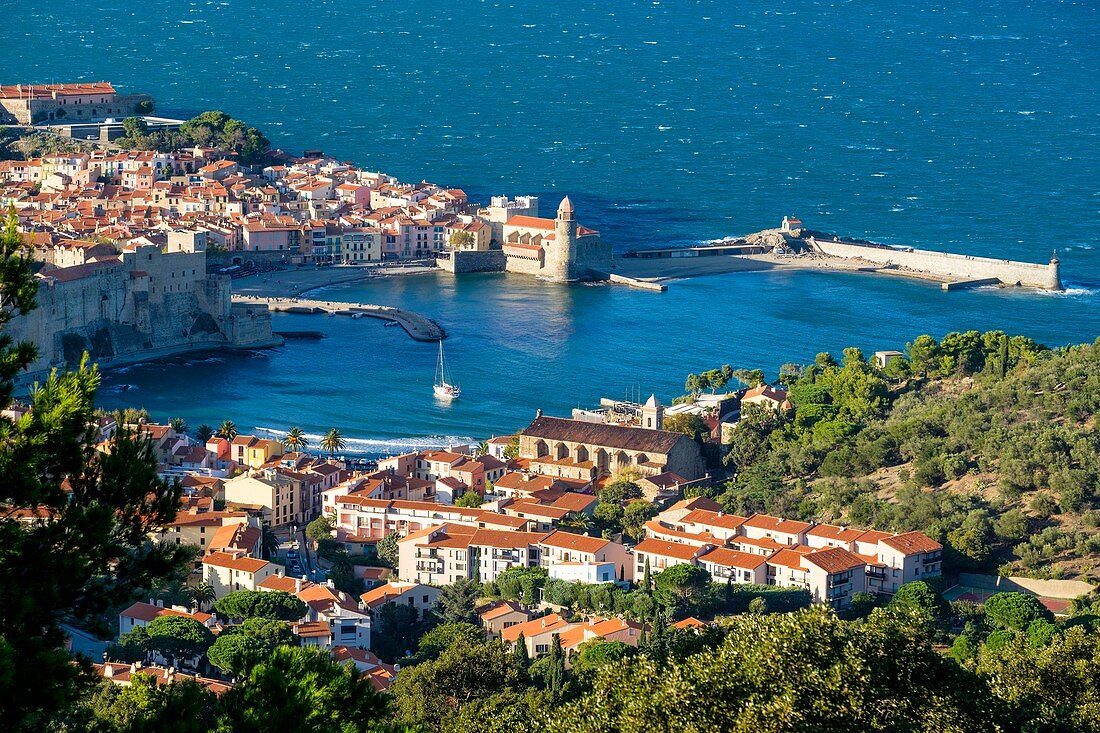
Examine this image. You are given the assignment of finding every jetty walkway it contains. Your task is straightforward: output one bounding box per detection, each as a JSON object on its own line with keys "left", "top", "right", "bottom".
{"left": 232, "top": 295, "right": 445, "bottom": 342}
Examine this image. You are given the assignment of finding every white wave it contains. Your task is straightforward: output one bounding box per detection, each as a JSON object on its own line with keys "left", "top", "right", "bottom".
{"left": 253, "top": 426, "right": 475, "bottom": 454}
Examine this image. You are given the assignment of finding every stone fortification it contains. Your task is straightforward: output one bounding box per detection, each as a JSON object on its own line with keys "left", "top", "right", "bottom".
{"left": 500, "top": 197, "right": 613, "bottom": 282}
{"left": 0, "top": 82, "right": 152, "bottom": 125}
{"left": 809, "top": 237, "right": 1062, "bottom": 291}
{"left": 438, "top": 249, "right": 507, "bottom": 274}
{"left": 7, "top": 231, "right": 277, "bottom": 384}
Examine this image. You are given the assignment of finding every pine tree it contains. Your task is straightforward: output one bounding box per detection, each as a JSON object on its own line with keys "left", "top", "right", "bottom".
{"left": 643, "top": 558, "right": 652, "bottom": 593}
{"left": 0, "top": 212, "right": 192, "bottom": 727}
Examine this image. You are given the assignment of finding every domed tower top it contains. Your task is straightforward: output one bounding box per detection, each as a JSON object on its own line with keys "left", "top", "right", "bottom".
{"left": 557, "top": 196, "right": 575, "bottom": 220}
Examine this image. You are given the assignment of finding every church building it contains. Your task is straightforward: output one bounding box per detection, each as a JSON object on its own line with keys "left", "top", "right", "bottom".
{"left": 517, "top": 412, "right": 705, "bottom": 482}
{"left": 502, "top": 196, "right": 612, "bottom": 282}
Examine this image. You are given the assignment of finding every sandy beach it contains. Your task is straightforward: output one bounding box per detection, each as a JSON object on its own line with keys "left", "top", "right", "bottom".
{"left": 611, "top": 251, "right": 891, "bottom": 281}
{"left": 231, "top": 263, "right": 438, "bottom": 298}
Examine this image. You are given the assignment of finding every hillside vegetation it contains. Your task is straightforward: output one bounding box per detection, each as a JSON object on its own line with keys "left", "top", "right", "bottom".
{"left": 706, "top": 331, "right": 1100, "bottom": 581}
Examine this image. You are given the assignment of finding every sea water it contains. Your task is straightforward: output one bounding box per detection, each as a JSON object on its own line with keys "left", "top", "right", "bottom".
{"left": 9, "top": 0, "right": 1098, "bottom": 446}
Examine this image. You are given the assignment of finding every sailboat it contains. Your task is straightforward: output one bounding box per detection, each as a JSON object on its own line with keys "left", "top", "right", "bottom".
{"left": 433, "top": 340, "right": 461, "bottom": 400}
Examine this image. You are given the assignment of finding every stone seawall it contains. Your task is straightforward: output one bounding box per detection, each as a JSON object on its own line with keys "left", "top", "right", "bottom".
{"left": 438, "top": 249, "right": 507, "bottom": 274}
{"left": 809, "top": 237, "right": 1062, "bottom": 290}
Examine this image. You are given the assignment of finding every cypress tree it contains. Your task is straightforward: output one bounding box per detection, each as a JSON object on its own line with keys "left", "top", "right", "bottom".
{"left": 513, "top": 631, "right": 530, "bottom": 671}
{"left": 546, "top": 633, "right": 565, "bottom": 694}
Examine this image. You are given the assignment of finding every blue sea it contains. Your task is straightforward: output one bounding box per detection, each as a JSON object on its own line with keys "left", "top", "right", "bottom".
{"left": 9, "top": 0, "right": 1099, "bottom": 450}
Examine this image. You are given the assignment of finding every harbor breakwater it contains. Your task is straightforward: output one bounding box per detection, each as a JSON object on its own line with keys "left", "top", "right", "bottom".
{"left": 808, "top": 237, "right": 1062, "bottom": 291}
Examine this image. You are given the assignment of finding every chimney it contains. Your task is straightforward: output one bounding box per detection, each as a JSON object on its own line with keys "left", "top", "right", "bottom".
{"left": 130, "top": 662, "right": 138, "bottom": 674}
{"left": 535, "top": 409, "right": 542, "bottom": 419}
{"left": 295, "top": 578, "right": 302, "bottom": 594}
{"left": 104, "top": 664, "right": 114, "bottom": 678}
{"left": 166, "top": 666, "right": 175, "bottom": 683}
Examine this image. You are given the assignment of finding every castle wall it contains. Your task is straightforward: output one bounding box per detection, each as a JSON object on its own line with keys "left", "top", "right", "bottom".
{"left": 438, "top": 249, "right": 506, "bottom": 274}
{"left": 810, "top": 238, "right": 1061, "bottom": 290}
{"left": 0, "top": 93, "right": 153, "bottom": 125}
{"left": 7, "top": 244, "right": 273, "bottom": 384}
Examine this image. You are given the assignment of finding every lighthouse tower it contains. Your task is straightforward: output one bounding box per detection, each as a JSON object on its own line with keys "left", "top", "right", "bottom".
{"left": 550, "top": 196, "right": 578, "bottom": 281}
{"left": 1046, "top": 251, "right": 1063, "bottom": 291}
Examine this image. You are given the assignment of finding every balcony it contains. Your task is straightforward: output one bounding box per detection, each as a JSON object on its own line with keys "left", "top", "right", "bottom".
{"left": 415, "top": 561, "right": 443, "bottom": 573}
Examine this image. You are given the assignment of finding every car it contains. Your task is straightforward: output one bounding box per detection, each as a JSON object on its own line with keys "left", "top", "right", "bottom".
{"left": 289, "top": 562, "right": 302, "bottom": 573}
{"left": 286, "top": 549, "right": 299, "bottom": 560}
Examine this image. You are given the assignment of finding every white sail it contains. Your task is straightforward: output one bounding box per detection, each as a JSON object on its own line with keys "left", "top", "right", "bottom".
{"left": 434, "top": 340, "right": 460, "bottom": 400}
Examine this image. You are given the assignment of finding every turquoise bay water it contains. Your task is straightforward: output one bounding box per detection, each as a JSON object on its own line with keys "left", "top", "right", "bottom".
{"left": 8, "top": 1, "right": 1099, "bottom": 448}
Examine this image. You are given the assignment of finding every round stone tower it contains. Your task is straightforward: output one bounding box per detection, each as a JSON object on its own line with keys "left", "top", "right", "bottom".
{"left": 1046, "top": 251, "right": 1063, "bottom": 291}
{"left": 550, "top": 196, "right": 578, "bottom": 281}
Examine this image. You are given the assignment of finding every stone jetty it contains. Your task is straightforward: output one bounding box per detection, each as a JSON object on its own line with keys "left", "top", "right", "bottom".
{"left": 232, "top": 295, "right": 445, "bottom": 342}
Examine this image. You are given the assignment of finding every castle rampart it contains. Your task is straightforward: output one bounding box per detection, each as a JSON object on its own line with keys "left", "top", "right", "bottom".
{"left": 809, "top": 237, "right": 1062, "bottom": 291}
{"left": 7, "top": 231, "right": 277, "bottom": 385}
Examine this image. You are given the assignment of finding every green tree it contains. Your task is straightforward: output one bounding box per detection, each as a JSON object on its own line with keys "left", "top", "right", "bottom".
{"left": 83, "top": 675, "right": 218, "bottom": 733}
{"left": 389, "top": 636, "right": 523, "bottom": 730}
{"left": 213, "top": 590, "right": 307, "bottom": 621}
{"left": 545, "top": 634, "right": 565, "bottom": 694}
{"left": 437, "top": 577, "right": 480, "bottom": 625}
{"left": 320, "top": 428, "right": 346, "bottom": 457}
{"left": 552, "top": 607, "right": 996, "bottom": 733}
{"left": 375, "top": 531, "right": 401, "bottom": 569}
{"left": 145, "top": 615, "right": 215, "bottom": 662}
{"left": 0, "top": 206, "right": 191, "bottom": 727}
{"left": 216, "top": 646, "right": 390, "bottom": 733}
{"left": 217, "top": 420, "right": 237, "bottom": 439}
{"left": 454, "top": 491, "right": 484, "bottom": 508}
{"left": 621, "top": 500, "right": 657, "bottom": 542}
{"left": 328, "top": 552, "right": 364, "bottom": 596}
{"left": 850, "top": 591, "right": 878, "bottom": 618}
{"left": 449, "top": 230, "right": 476, "bottom": 249}
{"left": 195, "top": 424, "right": 214, "bottom": 443}
{"left": 415, "top": 621, "right": 485, "bottom": 663}
{"left": 260, "top": 523, "right": 280, "bottom": 561}
{"left": 663, "top": 412, "right": 709, "bottom": 441}
{"left": 169, "top": 417, "right": 188, "bottom": 434}
{"left": 570, "top": 640, "right": 632, "bottom": 680}
{"left": 189, "top": 581, "right": 217, "bottom": 612}
{"left": 306, "top": 515, "right": 335, "bottom": 543}
{"left": 983, "top": 592, "right": 1052, "bottom": 631}
{"left": 888, "top": 581, "right": 948, "bottom": 632}
{"left": 283, "top": 426, "right": 309, "bottom": 453}
{"left": 597, "top": 479, "right": 642, "bottom": 505}
{"left": 207, "top": 632, "right": 269, "bottom": 677}
{"left": 975, "top": 625, "right": 1100, "bottom": 733}
{"left": 107, "top": 626, "right": 151, "bottom": 664}
{"left": 234, "top": 617, "right": 295, "bottom": 647}
{"left": 748, "top": 596, "right": 768, "bottom": 615}
{"left": 513, "top": 632, "right": 530, "bottom": 671}
{"left": 653, "top": 565, "right": 711, "bottom": 615}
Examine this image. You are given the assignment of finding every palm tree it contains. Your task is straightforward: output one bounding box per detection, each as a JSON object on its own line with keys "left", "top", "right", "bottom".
{"left": 195, "top": 424, "right": 214, "bottom": 443}
{"left": 474, "top": 440, "right": 489, "bottom": 457}
{"left": 190, "top": 581, "right": 216, "bottom": 612}
{"left": 169, "top": 417, "right": 187, "bottom": 434}
{"left": 283, "top": 426, "right": 309, "bottom": 453}
{"left": 320, "top": 428, "right": 346, "bottom": 457}
{"left": 218, "top": 420, "right": 238, "bottom": 440}
{"left": 559, "top": 511, "right": 594, "bottom": 534}
{"left": 260, "top": 524, "right": 280, "bottom": 561}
